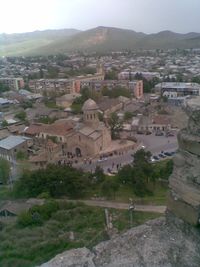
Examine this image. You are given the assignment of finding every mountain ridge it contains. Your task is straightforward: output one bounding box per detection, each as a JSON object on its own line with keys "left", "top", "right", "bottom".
{"left": 1, "top": 26, "right": 200, "bottom": 56}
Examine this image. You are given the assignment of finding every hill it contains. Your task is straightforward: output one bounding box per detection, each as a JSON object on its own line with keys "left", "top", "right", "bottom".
{"left": 0, "top": 29, "right": 80, "bottom": 56}
{"left": 1, "top": 26, "right": 200, "bottom": 56}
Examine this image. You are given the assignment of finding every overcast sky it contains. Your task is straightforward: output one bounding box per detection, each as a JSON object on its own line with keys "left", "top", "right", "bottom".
{"left": 1, "top": 0, "right": 200, "bottom": 34}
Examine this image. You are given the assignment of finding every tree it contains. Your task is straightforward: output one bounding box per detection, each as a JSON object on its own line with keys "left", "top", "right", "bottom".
{"left": 101, "top": 178, "right": 119, "bottom": 199}
{"left": 108, "top": 112, "right": 123, "bottom": 139}
{"left": 102, "top": 86, "right": 131, "bottom": 98}
{"left": 0, "top": 82, "right": 9, "bottom": 94}
{"left": 16, "top": 151, "right": 27, "bottom": 161}
{"left": 14, "top": 164, "right": 91, "bottom": 198}
{"left": 0, "top": 158, "right": 10, "bottom": 184}
{"left": 15, "top": 111, "right": 26, "bottom": 121}
{"left": 124, "top": 111, "right": 134, "bottom": 121}
{"left": 133, "top": 149, "right": 152, "bottom": 166}
{"left": 118, "top": 149, "right": 155, "bottom": 197}
{"left": 93, "top": 166, "right": 105, "bottom": 184}
{"left": 1, "top": 120, "right": 8, "bottom": 127}
{"left": 104, "top": 70, "right": 118, "bottom": 80}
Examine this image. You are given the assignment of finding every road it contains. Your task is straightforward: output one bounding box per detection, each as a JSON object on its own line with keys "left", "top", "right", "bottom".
{"left": 69, "top": 199, "right": 166, "bottom": 214}
{"left": 73, "top": 132, "right": 178, "bottom": 173}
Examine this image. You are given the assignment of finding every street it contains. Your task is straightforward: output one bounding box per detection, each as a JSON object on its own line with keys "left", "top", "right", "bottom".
{"left": 68, "top": 199, "right": 166, "bottom": 214}
{"left": 73, "top": 132, "right": 178, "bottom": 173}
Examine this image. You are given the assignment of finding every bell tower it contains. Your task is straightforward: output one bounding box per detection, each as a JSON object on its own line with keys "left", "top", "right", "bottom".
{"left": 82, "top": 99, "right": 99, "bottom": 128}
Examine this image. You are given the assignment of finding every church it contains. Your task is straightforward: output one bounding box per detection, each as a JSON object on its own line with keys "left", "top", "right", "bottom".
{"left": 66, "top": 98, "right": 111, "bottom": 157}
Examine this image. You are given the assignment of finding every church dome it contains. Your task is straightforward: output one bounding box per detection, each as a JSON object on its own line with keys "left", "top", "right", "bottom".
{"left": 82, "top": 98, "right": 99, "bottom": 111}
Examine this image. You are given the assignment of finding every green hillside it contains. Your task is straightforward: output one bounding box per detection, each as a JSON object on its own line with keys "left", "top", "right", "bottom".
{"left": 1, "top": 26, "right": 200, "bottom": 56}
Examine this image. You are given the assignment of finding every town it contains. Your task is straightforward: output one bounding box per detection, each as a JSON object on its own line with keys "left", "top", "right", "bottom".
{"left": 1, "top": 48, "right": 199, "bottom": 178}
{"left": 0, "top": 48, "right": 200, "bottom": 266}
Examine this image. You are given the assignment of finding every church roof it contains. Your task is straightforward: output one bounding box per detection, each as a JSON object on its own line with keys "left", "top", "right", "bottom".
{"left": 82, "top": 98, "right": 99, "bottom": 111}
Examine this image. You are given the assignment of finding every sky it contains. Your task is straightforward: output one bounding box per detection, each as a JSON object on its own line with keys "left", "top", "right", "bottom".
{"left": 1, "top": 0, "right": 200, "bottom": 34}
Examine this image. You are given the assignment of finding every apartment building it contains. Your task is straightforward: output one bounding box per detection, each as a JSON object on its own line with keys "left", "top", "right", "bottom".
{"left": 0, "top": 78, "right": 24, "bottom": 90}
{"left": 80, "top": 79, "right": 143, "bottom": 99}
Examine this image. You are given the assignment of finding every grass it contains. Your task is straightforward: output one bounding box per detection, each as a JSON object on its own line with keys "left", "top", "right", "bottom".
{"left": 44, "top": 101, "right": 60, "bottom": 109}
{"left": 114, "top": 182, "right": 168, "bottom": 205}
{"left": 0, "top": 201, "right": 161, "bottom": 267}
{"left": 0, "top": 186, "right": 14, "bottom": 200}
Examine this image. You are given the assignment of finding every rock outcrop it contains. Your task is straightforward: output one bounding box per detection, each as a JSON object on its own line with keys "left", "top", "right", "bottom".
{"left": 40, "top": 214, "right": 200, "bottom": 267}
{"left": 40, "top": 97, "right": 200, "bottom": 267}
{"left": 168, "top": 97, "right": 200, "bottom": 225}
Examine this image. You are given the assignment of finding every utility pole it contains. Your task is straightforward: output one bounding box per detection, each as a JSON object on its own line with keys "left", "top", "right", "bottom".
{"left": 129, "top": 198, "right": 135, "bottom": 228}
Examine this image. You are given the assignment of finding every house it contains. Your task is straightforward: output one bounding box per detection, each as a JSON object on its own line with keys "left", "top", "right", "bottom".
{"left": 137, "top": 115, "right": 171, "bottom": 133}
{"left": 0, "top": 135, "right": 32, "bottom": 162}
{"left": 0, "top": 98, "right": 14, "bottom": 110}
{"left": 29, "top": 139, "right": 61, "bottom": 169}
{"left": 56, "top": 93, "right": 81, "bottom": 108}
{"left": 97, "top": 98, "right": 123, "bottom": 118}
{"left": 0, "top": 199, "right": 44, "bottom": 221}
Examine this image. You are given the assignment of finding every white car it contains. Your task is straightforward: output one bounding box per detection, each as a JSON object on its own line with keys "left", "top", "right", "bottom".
{"left": 97, "top": 157, "right": 108, "bottom": 162}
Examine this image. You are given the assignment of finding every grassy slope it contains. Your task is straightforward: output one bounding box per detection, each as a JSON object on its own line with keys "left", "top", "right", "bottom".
{"left": 0, "top": 202, "right": 160, "bottom": 267}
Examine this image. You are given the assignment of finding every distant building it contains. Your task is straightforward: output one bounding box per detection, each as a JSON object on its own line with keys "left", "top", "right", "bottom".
{"left": 0, "top": 98, "right": 14, "bottom": 110}
{"left": 137, "top": 115, "right": 171, "bottom": 133}
{"left": 29, "top": 67, "right": 105, "bottom": 95}
{"left": 0, "top": 78, "right": 24, "bottom": 90}
{"left": 118, "top": 71, "right": 160, "bottom": 81}
{"left": 56, "top": 93, "right": 81, "bottom": 108}
{"left": 156, "top": 82, "right": 200, "bottom": 98}
{"left": 80, "top": 80, "right": 143, "bottom": 99}
{"left": 0, "top": 135, "right": 32, "bottom": 162}
{"left": 29, "top": 79, "right": 75, "bottom": 95}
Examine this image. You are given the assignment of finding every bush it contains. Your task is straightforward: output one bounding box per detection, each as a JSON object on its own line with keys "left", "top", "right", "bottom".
{"left": 17, "top": 201, "right": 59, "bottom": 228}
{"left": 30, "top": 201, "right": 59, "bottom": 221}
{"left": 17, "top": 211, "right": 36, "bottom": 227}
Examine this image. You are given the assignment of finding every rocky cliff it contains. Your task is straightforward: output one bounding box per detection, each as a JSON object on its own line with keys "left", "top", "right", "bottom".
{"left": 168, "top": 97, "right": 200, "bottom": 225}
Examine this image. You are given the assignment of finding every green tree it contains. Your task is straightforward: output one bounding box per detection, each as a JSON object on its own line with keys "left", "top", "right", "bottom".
{"left": 108, "top": 112, "right": 123, "bottom": 139}
{"left": 93, "top": 166, "right": 105, "bottom": 184}
{"left": 104, "top": 70, "right": 118, "bottom": 80}
{"left": 1, "top": 120, "right": 8, "bottom": 127}
{"left": 101, "top": 178, "right": 119, "bottom": 199}
{"left": 0, "top": 158, "right": 10, "bottom": 184}
{"left": 15, "top": 111, "right": 26, "bottom": 121}
{"left": 14, "top": 164, "right": 90, "bottom": 198}
{"left": 0, "top": 82, "right": 9, "bottom": 94}
{"left": 16, "top": 151, "right": 27, "bottom": 161}
{"left": 124, "top": 111, "right": 133, "bottom": 121}
{"left": 102, "top": 86, "right": 131, "bottom": 98}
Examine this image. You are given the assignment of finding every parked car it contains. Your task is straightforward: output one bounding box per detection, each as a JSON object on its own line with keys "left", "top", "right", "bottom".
{"left": 155, "top": 131, "right": 164, "bottom": 136}
{"left": 145, "top": 131, "right": 152, "bottom": 135}
{"left": 159, "top": 153, "right": 166, "bottom": 158}
{"left": 153, "top": 155, "right": 159, "bottom": 160}
{"left": 98, "top": 157, "right": 108, "bottom": 162}
{"left": 166, "top": 132, "right": 175, "bottom": 137}
{"left": 164, "top": 151, "right": 172, "bottom": 156}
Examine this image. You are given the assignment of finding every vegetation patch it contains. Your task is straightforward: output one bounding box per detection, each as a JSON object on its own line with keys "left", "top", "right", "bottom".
{"left": 0, "top": 200, "right": 160, "bottom": 267}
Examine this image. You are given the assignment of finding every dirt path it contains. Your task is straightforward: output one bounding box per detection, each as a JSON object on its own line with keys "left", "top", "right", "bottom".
{"left": 71, "top": 199, "right": 166, "bottom": 213}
